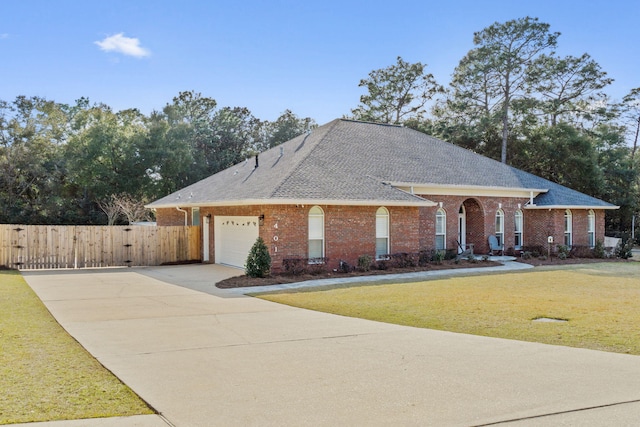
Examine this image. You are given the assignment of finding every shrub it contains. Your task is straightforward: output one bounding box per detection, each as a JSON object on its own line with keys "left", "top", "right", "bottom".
{"left": 283, "top": 258, "right": 307, "bottom": 275}
{"left": 389, "top": 252, "right": 418, "bottom": 268}
{"left": 522, "top": 245, "right": 544, "bottom": 258}
{"left": 339, "top": 260, "right": 352, "bottom": 273}
{"left": 308, "top": 260, "right": 328, "bottom": 275}
{"left": 418, "top": 250, "right": 432, "bottom": 267}
{"left": 357, "top": 254, "right": 372, "bottom": 272}
{"left": 570, "top": 245, "right": 593, "bottom": 258}
{"left": 374, "top": 259, "right": 389, "bottom": 270}
{"left": 615, "top": 237, "right": 634, "bottom": 260}
{"left": 557, "top": 245, "right": 570, "bottom": 260}
{"left": 432, "top": 250, "right": 445, "bottom": 265}
{"left": 593, "top": 240, "right": 605, "bottom": 259}
{"left": 245, "top": 237, "right": 271, "bottom": 278}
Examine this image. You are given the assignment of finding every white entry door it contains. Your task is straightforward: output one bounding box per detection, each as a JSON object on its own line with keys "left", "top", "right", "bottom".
{"left": 214, "top": 216, "right": 259, "bottom": 268}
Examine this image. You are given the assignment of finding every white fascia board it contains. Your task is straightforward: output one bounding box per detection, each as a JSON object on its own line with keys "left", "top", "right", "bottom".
{"left": 146, "top": 197, "right": 437, "bottom": 209}
{"left": 524, "top": 204, "right": 620, "bottom": 210}
{"left": 389, "top": 182, "right": 548, "bottom": 199}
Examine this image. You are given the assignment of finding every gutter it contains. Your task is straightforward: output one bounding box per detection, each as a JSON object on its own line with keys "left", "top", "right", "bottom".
{"left": 176, "top": 207, "right": 188, "bottom": 226}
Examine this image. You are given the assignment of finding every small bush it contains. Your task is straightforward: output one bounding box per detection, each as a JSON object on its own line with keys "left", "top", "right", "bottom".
{"left": 432, "top": 250, "right": 445, "bottom": 265}
{"left": 357, "top": 254, "right": 372, "bottom": 271}
{"left": 593, "top": 240, "right": 605, "bottom": 259}
{"left": 557, "top": 245, "right": 570, "bottom": 260}
{"left": 389, "top": 252, "right": 418, "bottom": 268}
{"left": 308, "top": 260, "right": 328, "bottom": 275}
{"left": 245, "top": 237, "right": 271, "bottom": 278}
{"left": 444, "top": 249, "right": 458, "bottom": 260}
{"left": 522, "top": 245, "right": 544, "bottom": 258}
{"left": 374, "top": 259, "right": 389, "bottom": 270}
{"left": 521, "top": 251, "right": 532, "bottom": 260}
{"left": 570, "top": 245, "right": 593, "bottom": 258}
{"left": 418, "top": 250, "right": 432, "bottom": 267}
{"left": 339, "top": 260, "right": 352, "bottom": 273}
{"left": 615, "top": 237, "right": 634, "bottom": 260}
{"left": 283, "top": 258, "right": 307, "bottom": 275}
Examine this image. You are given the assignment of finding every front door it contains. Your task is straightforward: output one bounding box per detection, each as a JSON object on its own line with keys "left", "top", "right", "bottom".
{"left": 458, "top": 205, "right": 466, "bottom": 254}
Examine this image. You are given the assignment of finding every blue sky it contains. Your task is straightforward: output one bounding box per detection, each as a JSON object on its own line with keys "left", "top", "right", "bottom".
{"left": 1, "top": 0, "right": 638, "bottom": 124}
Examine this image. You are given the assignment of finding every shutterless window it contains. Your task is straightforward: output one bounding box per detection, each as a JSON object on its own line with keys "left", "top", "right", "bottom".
{"left": 588, "top": 210, "right": 595, "bottom": 248}
{"left": 514, "top": 210, "right": 523, "bottom": 249}
{"left": 308, "top": 206, "right": 324, "bottom": 260}
{"left": 192, "top": 207, "right": 200, "bottom": 226}
{"left": 495, "top": 209, "right": 504, "bottom": 247}
{"left": 564, "top": 209, "right": 573, "bottom": 246}
{"left": 435, "top": 208, "right": 446, "bottom": 250}
{"left": 376, "top": 207, "right": 389, "bottom": 259}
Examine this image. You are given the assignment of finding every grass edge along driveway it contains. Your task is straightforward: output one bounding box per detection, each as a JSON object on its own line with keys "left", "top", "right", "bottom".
{"left": 0, "top": 270, "right": 154, "bottom": 425}
{"left": 259, "top": 262, "right": 640, "bottom": 356}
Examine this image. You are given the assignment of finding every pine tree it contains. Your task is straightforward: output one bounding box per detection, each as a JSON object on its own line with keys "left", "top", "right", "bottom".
{"left": 245, "top": 237, "right": 271, "bottom": 278}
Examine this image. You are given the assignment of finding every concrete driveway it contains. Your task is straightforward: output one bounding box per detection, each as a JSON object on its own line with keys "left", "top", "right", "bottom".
{"left": 22, "top": 264, "right": 640, "bottom": 426}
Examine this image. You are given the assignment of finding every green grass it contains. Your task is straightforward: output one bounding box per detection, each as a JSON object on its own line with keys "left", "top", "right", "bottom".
{"left": 0, "top": 271, "right": 154, "bottom": 425}
{"left": 259, "top": 262, "right": 640, "bottom": 355}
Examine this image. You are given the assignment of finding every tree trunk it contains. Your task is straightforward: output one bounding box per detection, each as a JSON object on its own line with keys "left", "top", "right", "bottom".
{"left": 632, "top": 116, "right": 640, "bottom": 160}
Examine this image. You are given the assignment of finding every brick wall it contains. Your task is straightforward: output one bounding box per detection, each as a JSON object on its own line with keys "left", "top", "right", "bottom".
{"left": 155, "top": 203, "right": 609, "bottom": 271}
{"left": 525, "top": 208, "right": 606, "bottom": 250}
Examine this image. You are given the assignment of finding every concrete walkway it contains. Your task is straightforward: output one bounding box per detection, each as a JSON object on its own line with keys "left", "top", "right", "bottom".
{"left": 19, "top": 263, "right": 640, "bottom": 426}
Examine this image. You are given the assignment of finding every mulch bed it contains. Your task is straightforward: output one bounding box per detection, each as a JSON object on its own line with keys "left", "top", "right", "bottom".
{"left": 216, "top": 256, "right": 637, "bottom": 289}
{"left": 216, "top": 259, "right": 502, "bottom": 288}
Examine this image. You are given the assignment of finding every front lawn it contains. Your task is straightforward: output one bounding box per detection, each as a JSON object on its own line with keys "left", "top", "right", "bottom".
{"left": 0, "top": 271, "right": 154, "bottom": 425}
{"left": 259, "top": 263, "right": 640, "bottom": 355}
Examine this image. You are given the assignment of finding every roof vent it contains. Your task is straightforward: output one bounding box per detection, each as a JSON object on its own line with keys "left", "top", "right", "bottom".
{"left": 255, "top": 154, "right": 259, "bottom": 169}
{"left": 279, "top": 146, "right": 284, "bottom": 157}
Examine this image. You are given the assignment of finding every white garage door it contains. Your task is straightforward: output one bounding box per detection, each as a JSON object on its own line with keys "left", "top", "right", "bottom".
{"left": 214, "top": 216, "right": 259, "bottom": 268}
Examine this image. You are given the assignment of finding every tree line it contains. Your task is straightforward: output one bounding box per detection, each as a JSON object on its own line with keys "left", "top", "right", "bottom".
{"left": 0, "top": 92, "right": 315, "bottom": 225}
{"left": 350, "top": 17, "right": 639, "bottom": 236}
{"left": 1, "top": 16, "right": 638, "bottom": 236}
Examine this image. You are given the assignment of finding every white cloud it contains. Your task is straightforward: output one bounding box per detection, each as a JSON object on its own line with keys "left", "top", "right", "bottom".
{"left": 95, "top": 33, "right": 150, "bottom": 58}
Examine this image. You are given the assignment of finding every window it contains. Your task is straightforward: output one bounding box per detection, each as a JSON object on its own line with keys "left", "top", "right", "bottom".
{"left": 514, "top": 210, "right": 523, "bottom": 249}
{"left": 435, "top": 208, "right": 446, "bottom": 250}
{"left": 308, "top": 206, "right": 324, "bottom": 260}
{"left": 588, "top": 210, "right": 595, "bottom": 248}
{"left": 192, "top": 207, "right": 200, "bottom": 226}
{"left": 495, "top": 209, "right": 504, "bottom": 247}
{"left": 564, "top": 209, "right": 573, "bottom": 246}
{"left": 375, "top": 207, "right": 389, "bottom": 259}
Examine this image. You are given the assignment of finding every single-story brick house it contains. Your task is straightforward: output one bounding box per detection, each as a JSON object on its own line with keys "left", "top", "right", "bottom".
{"left": 147, "top": 119, "right": 617, "bottom": 271}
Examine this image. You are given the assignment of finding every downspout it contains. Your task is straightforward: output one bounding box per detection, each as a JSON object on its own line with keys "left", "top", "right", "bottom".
{"left": 176, "top": 207, "right": 188, "bottom": 226}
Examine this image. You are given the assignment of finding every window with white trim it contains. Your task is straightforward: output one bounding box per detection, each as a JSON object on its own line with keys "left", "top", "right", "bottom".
{"left": 588, "top": 209, "right": 595, "bottom": 248}
{"left": 435, "top": 208, "right": 446, "bottom": 250}
{"left": 495, "top": 209, "right": 504, "bottom": 247}
{"left": 564, "top": 209, "right": 573, "bottom": 246}
{"left": 514, "top": 210, "right": 523, "bottom": 249}
{"left": 375, "top": 207, "right": 389, "bottom": 259}
{"left": 308, "top": 206, "right": 324, "bottom": 260}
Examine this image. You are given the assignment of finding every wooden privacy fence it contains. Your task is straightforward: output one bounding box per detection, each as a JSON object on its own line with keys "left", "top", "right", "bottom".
{"left": 0, "top": 225, "right": 201, "bottom": 270}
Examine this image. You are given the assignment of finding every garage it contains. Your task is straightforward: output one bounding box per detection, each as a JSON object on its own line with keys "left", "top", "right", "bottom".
{"left": 214, "top": 216, "right": 259, "bottom": 268}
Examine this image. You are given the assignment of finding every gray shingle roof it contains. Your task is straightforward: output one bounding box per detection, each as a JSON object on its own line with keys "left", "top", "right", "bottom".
{"left": 147, "top": 119, "right": 616, "bottom": 209}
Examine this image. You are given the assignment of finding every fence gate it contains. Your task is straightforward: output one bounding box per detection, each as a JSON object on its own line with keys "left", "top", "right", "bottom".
{"left": 0, "top": 225, "right": 201, "bottom": 270}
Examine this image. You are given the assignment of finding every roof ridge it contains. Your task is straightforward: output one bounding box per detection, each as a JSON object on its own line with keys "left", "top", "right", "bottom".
{"left": 339, "top": 118, "right": 404, "bottom": 128}
{"left": 269, "top": 119, "right": 341, "bottom": 197}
